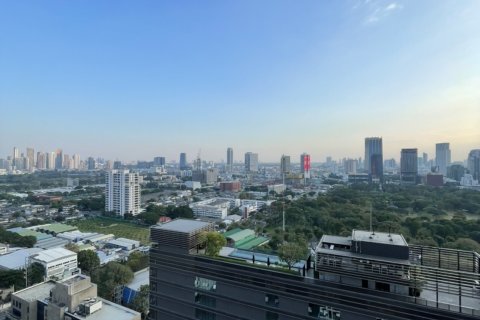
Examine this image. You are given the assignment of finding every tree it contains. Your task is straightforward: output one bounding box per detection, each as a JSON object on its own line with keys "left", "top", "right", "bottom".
{"left": 278, "top": 242, "right": 308, "bottom": 270}
{"left": 127, "top": 251, "right": 149, "bottom": 272}
{"left": 129, "top": 285, "right": 149, "bottom": 319}
{"left": 27, "top": 262, "right": 46, "bottom": 286}
{"left": 204, "top": 232, "right": 226, "bottom": 256}
{"left": 92, "top": 262, "right": 134, "bottom": 300}
{"left": 444, "top": 238, "right": 480, "bottom": 252}
{"left": 78, "top": 250, "right": 100, "bottom": 275}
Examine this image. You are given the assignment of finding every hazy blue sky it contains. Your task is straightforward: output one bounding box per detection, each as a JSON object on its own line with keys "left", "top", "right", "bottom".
{"left": 1, "top": 0, "right": 479, "bottom": 163}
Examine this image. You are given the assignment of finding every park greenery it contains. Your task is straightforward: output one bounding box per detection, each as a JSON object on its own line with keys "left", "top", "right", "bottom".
{"left": 129, "top": 285, "right": 149, "bottom": 319}
{"left": 91, "top": 261, "right": 134, "bottom": 300}
{"left": 257, "top": 184, "right": 480, "bottom": 252}
{"left": 278, "top": 241, "right": 309, "bottom": 270}
{"left": 202, "top": 231, "right": 227, "bottom": 256}
{"left": 137, "top": 204, "right": 194, "bottom": 225}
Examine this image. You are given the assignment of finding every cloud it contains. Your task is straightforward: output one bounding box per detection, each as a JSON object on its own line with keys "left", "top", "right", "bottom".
{"left": 361, "top": 1, "right": 403, "bottom": 25}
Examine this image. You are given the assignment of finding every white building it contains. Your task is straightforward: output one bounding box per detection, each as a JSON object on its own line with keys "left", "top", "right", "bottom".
{"left": 190, "top": 198, "right": 231, "bottom": 220}
{"left": 30, "top": 247, "right": 78, "bottom": 280}
{"left": 105, "top": 170, "right": 141, "bottom": 216}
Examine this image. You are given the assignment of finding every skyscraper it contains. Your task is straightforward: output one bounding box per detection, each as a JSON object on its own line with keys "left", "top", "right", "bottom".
{"left": 87, "top": 157, "right": 96, "bottom": 170}
{"left": 226, "top": 147, "right": 233, "bottom": 172}
{"left": 467, "top": 149, "right": 480, "bottom": 181}
{"left": 179, "top": 153, "right": 187, "bottom": 170}
{"left": 154, "top": 157, "right": 166, "bottom": 166}
{"left": 36, "top": 152, "right": 46, "bottom": 170}
{"left": 244, "top": 152, "right": 258, "bottom": 173}
{"left": 55, "top": 149, "right": 63, "bottom": 169}
{"left": 435, "top": 143, "right": 451, "bottom": 175}
{"left": 12, "top": 147, "right": 19, "bottom": 166}
{"left": 280, "top": 154, "right": 291, "bottom": 174}
{"left": 73, "top": 154, "right": 81, "bottom": 170}
{"left": 300, "top": 153, "right": 311, "bottom": 178}
{"left": 105, "top": 170, "right": 141, "bottom": 216}
{"left": 364, "top": 137, "right": 383, "bottom": 180}
{"left": 400, "top": 148, "right": 418, "bottom": 184}
{"left": 46, "top": 152, "right": 56, "bottom": 170}
{"left": 26, "top": 147, "right": 34, "bottom": 171}
{"left": 63, "top": 154, "right": 71, "bottom": 170}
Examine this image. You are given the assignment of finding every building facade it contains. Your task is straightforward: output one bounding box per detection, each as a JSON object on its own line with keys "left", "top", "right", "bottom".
{"left": 400, "top": 148, "right": 418, "bottom": 184}
{"left": 180, "top": 153, "right": 188, "bottom": 170}
{"left": 280, "top": 155, "right": 291, "bottom": 174}
{"left": 245, "top": 152, "right": 258, "bottom": 173}
{"left": 226, "top": 148, "right": 233, "bottom": 172}
{"left": 300, "top": 153, "right": 311, "bottom": 179}
{"left": 30, "top": 248, "right": 78, "bottom": 280}
{"left": 468, "top": 149, "right": 480, "bottom": 181}
{"left": 435, "top": 143, "right": 451, "bottom": 176}
{"left": 364, "top": 137, "right": 383, "bottom": 180}
{"left": 149, "top": 219, "right": 480, "bottom": 320}
{"left": 105, "top": 170, "right": 141, "bottom": 216}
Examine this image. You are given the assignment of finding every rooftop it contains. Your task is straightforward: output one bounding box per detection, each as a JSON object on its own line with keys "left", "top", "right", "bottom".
{"left": 152, "top": 219, "right": 211, "bottom": 234}
{"left": 38, "top": 223, "right": 78, "bottom": 234}
{"left": 31, "top": 247, "right": 76, "bottom": 263}
{"left": 70, "top": 298, "right": 140, "bottom": 320}
{"left": 0, "top": 248, "right": 44, "bottom": 270}
{"left": 352, "top": 230, "right": 408, "bottom": 247}
{"left": 126, "top": 268, "right": 149, "bottom": 291}
{"left": 14, "top": 281, "right": 56, "bottom": 302}
{"left": 320, "top": 235, "right": 352, "bottom": 247}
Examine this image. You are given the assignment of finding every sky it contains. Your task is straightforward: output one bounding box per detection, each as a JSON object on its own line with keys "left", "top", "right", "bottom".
{"left": 1, "top": 0, "right": 479, "bottom": 163}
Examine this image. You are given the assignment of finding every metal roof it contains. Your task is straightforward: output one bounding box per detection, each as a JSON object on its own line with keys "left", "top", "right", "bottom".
{"left": 31, "top": 247, "right": 76, "bottom": 263}
{"left": 153, "top": 219, "right": 211, "bottom": 233}
{"left": 352, "top": 230, "right": 408, "bottom": 247}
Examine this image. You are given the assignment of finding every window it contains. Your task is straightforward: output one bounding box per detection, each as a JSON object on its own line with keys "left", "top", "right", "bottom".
{"left": 195, "top": 277, "right": 217, "bottom": 292}
{"left": 195, "top": 292, "right": 216, "bottom": 308}
{"left": 195, "top": 309, "right": 216, "bottom": 320}
{"left": 308, "top": 304, "right": 341, "bottom": 320}
{"left": 265, "top": 311, "right": 278, "bottom": 320}
{"left": 362, "top": 279, "right": 369, "bottom": 288}
{"left": 265, "top": 294, "right": 279, "bottom": 307}
{"left": 375, "top": 282, "right": 390, "bottom": 292}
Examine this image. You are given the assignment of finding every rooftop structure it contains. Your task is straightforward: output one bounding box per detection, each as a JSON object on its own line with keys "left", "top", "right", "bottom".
{"left": 30, "top": 247, "right": 78, "bottom": 280}
{"left": 9, "top": 275, "right": 140, "bottom": 320}
{"left": 36, "top": 223, "right": 78, "bottom": 235}
{"left": 0, "top": 248, "right": 44, "bottom": 270}
{"left": 150, "top": 219, "right": 214, "bottom": 252}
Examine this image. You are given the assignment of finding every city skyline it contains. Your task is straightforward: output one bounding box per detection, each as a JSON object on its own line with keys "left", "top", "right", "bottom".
{"left": 1, "top": 1, "right": 479, "bottom": 162}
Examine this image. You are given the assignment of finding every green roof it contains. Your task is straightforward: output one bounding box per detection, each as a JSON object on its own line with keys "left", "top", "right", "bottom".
{"left": 17, "top": 230, "right": 52, "bottom": 241}
{"left": 236, "top": 236, "right": 269, "bottom": 250}
{"left": 39, "top": 224, "right": 78, "bottom": 234}
{"left": 225, "top": 229, "right": 255, "bottom": 242}
{"left": 223, "top": 228, "right": 243, "bottom": 237}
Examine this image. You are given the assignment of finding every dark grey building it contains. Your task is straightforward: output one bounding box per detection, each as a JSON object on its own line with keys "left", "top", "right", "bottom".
{"left": 154, "top": 156, "right": 166, "bottom": 166}
{"left": 400, "top": 148, "right": 418, "bottom": 184}
{"left": 364, "top": 137, "right": 383, "bottom": 181}
{"left": 227, "top": 148, "right": 233, "bottom": 172}
{"left": 468, "top": 149, "right": 480, "bottom": 181}
{"left": 180, "top": 153, "right": 188, "bottom": 170}
{"left": 149, "top": 219, "right": 480, "bottom": 320}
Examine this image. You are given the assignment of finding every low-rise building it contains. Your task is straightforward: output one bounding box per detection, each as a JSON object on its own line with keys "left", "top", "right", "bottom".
{"left": 30, "top": 247, "right": 78, "bottom": 280}
{"left": 8, "top": 275, "right": 140, "bottom": 320}
{"left": 219, "top": 181, "right": 241, "bottom": 192}
{"left": 106, "top": 238, "right": 140, "bottom": 251}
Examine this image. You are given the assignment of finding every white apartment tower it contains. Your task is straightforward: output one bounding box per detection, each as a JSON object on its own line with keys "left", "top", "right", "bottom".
{"left": 105, "top": 170, "right": 141, "bottom": 216}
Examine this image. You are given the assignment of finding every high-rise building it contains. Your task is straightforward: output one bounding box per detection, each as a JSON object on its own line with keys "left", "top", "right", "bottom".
{"left": 244, "top": 152, "right": 258, "bottom": 173}
{"left": 87, "top": 157, "right": 96, "bottom": 170}
{"left": 12, "top": 147, "right": 19, "bottom": 166}
{"left": 46, "top": 152, "right": 56, "bottom": 170}
{"left": 36, "top": 152, "right": 46, "bottom": 170}
{"left": 435, "top": 143, "right": 451, "bottom": 176}
{"left": 63, "top": 154, "right": 70, "bottom": 170}
{"left": 113, "top": 160, "right": 122, "bottom": 170}
{"left": 365, "top": 137, "right": 383, "bottom": 180}
{"left": 192, "top": 168, "right": 219, "bottom": 186}
{"left": 180, "top": 153, "right": 187, "bottom": 170}
{"left": 26, "top": 147, "right": 34, "bottom": 171}
{"left": 226, "top": 147, "right": 233, "bottom": 172}
{"left": 344, "top": 159, "right": 357, "bottom": 174}
{"left": 300, "top": 153, "right": 311, "bottom": 178}
{"left": 400, "top": 148, "right": 418, "bottom": 184}
{"left": 448, "top": 164, "right": 466, "bottom": 182}
{"left": 105, "top": 170, "right": 141, "bottom": 216}
{"left": 149, "top": 219, "right": 480, "bottom": 320}
{"left": 280, "top": 154, "right": 291, "bottom": 174}
{"left": 55, "top": 149, "right": 63, "bottom": 169}
{"left": 422, "top": 152, "right": 428, "bottom": 167}
{"left": 72, "top": 154, "right": 81, "bottom": 170}
{"left": 467, "top": 149, "right": 480, "bottom": 181}
{"left": 154, "top": 157, "right": 166, "bottom": 166}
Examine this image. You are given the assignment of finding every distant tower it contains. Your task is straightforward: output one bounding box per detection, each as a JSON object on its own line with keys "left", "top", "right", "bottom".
{"left": 435, "top": 143, "right": 451, "bottom": 176}
{"left": 12, "top": 147, "right": 19, "bottom": 167}
{"left": 400, "top": 148, "right": 418, "bottom": 184}
{"left": 179, "top": 153, "right": 187, "bottom": 170}
{"left": 226, "top": 147, "right": 233, "bottom": 172}
{"left": 55, "top": 149, "right": 63, "bottom": 169}
{"left": 365, "top": 137, "right": 383, "bottom": 181}
{"left": 154, "top": 157, "right": 166, "bottom": 166}
{"left": 300, "top": 153, "right": 311, "bottom": 179}
{"left": 280, "top": 155, "right": 291, "bottom": 174}
{"left": 26, "top": 147, "right": 35, "bottom": 171}
{"left": 244, "top": 152, "right": 258, "bottom": 173}
{"left": 468, "top": 149, "right": 480, "bottom": 181}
